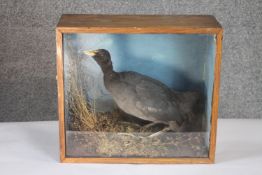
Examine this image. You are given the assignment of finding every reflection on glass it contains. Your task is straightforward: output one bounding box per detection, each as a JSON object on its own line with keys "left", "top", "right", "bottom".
{"left": 63, "top": 34, "right": 216, "bottom": 158}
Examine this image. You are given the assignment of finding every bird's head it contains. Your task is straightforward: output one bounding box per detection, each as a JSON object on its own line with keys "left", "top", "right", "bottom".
{"left": 84, "top": 49, "right": 112, "bottom": 69}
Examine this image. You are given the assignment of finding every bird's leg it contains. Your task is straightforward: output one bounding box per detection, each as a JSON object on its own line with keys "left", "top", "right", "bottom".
{"left": 148, "top": 127, "right": 172, "bottom": 138}
{"left": 147, "top": 121, "right": 184, "bottom": 138}
{"left": 168, "top": 121, "right": 180, "bottom": 131}
{"left": 141, "top": 121, "right": 168, "bottom": 132}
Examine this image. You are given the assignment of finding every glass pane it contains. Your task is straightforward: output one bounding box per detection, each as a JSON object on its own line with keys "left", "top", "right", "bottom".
{"left": 63, "top": 34, "right": 216, "bottom": 158}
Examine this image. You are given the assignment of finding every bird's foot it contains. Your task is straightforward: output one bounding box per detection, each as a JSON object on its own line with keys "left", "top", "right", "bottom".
{"left": 168, "top": 121, "right": 180, "bottom": 131}
{"left": 147, "top": 127, "right": 171, "bottom": 138}
{"left": 147, "top": 121, "right": 184, "bottom": 138}
{"left": 141, "top": 121, "right": 168, "bottom": 132}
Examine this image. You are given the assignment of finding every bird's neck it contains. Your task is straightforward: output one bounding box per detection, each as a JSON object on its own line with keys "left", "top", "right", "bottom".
{"left": 103, "top": 69, "right": 117, "bottom": 90}
{"left": 104, "top": 70, "right": 116, "bottom": 79}
{"left": 100, "top": 64, "right": 117, "bottom": 81}
{"left": 100, "top": 63, "right": 114, "bottom": 75}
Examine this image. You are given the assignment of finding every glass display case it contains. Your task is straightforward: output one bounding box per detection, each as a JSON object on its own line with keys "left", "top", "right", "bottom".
{"left": 56, "top": 15, "right": 223, "bottom": 163}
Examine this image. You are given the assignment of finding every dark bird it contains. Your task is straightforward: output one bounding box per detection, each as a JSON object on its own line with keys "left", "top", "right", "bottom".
{"left": 84, "top": 49, "right": 201, "bottom": 133}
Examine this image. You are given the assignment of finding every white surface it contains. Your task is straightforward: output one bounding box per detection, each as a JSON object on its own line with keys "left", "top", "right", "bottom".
{"left": 0, "top": 119, "right": 261, "bottom": 175}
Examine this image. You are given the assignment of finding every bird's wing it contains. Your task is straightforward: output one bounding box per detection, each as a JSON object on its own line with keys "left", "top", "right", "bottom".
{"left": 120, "top": 72, "right": 178, "bottom": 121}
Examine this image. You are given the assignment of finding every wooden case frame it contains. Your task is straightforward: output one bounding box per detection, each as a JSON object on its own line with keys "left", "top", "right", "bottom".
{"left": 56, "top": 14, "right": 223, "bottom": 164}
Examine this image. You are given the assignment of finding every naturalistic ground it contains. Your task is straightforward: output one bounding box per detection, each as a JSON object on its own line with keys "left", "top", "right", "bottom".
{"left": 65, "top": 56, "right": 208, "bottom": 158}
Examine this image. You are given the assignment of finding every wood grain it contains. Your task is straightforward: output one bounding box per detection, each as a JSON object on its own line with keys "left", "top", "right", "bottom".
{"left": 209, "top": 29, "right": 223, "bottom": 163}
{"left": 57, "top": 14, "right": 222, "bottom": 34}
{"left": 57, "top": 14, "right": 222, "bottom": 28}
{"left": 56, "top": 14, "right": 223, "bottom": 164}
{"left": 62, "top": 157, "right": 213, "bottom": 164}
{"left": 56, "top": 29, "right": 66, "bottom": 162}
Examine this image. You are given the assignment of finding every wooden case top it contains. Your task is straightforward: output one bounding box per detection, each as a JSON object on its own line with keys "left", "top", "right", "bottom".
{"left": 56, "top": 14, "right": 222, "bottom": 34}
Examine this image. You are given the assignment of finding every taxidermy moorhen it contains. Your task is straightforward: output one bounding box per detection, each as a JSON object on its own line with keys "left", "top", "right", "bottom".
{"left": 84, "top": 49, "right": 200, "bottom": 134}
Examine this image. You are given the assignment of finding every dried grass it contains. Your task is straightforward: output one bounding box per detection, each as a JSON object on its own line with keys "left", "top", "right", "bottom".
{"left": 67, "top": 54, "right": 141, "bottom": 133}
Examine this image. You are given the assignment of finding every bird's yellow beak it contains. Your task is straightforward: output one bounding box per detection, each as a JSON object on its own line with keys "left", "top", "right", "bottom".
{"left": 84, "top": 50, "right": 98, "bottom": 56}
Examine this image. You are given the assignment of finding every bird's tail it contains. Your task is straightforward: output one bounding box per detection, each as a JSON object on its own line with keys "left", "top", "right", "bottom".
{"left": 172, "top": 90, "right": 205, "bottom": 131}
{"left": 172, "top": 91, "right": 203, "bottom": 114}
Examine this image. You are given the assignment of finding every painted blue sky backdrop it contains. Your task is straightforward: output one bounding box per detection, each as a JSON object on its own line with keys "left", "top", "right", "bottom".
{"left": 64, "top": 33, "right": 216, "bottom": 123}
{"left": 66, "top": 33, "right": 215, "bottom": 91}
